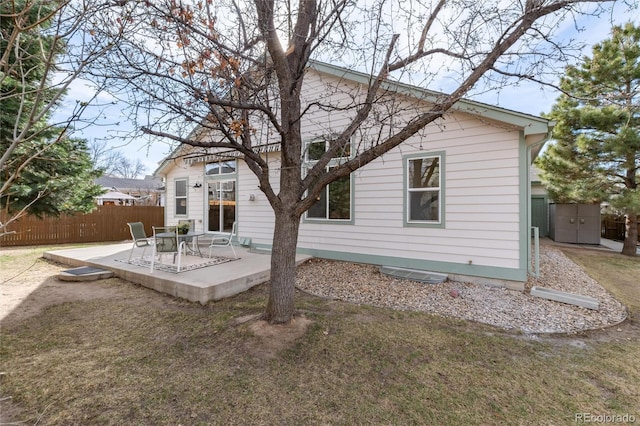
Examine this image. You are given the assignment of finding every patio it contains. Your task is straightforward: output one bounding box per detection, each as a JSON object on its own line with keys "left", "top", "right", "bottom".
{"left": 44, "top": 243, "right": 312, "bottom": 304}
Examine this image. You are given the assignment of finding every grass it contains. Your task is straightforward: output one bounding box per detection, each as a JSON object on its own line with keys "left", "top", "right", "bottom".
{"left": 1, "top": 244, "right": 639, "bottom": 425}
{"left": 561, "top": 247, "right": 640, "bottom": 312}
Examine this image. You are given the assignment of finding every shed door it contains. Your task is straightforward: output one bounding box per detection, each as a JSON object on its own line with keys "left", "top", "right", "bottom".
{"left": 554, "top": 204, "right": 578, "bottom": 243}
{"left": 577, "top": 204, "right": 600, "bottom": 244}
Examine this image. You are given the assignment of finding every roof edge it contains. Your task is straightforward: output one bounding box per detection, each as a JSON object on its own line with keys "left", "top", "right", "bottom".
{"left": 308, "top": 60, "right": 551, "bottom": 136}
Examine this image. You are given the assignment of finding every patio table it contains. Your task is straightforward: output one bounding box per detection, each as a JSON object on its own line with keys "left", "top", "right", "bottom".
{"left": 157, "top": 231, "right": 205, "bottom": 257}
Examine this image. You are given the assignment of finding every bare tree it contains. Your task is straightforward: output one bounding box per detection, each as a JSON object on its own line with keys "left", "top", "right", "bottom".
{"left": 88, "top": 0, "right": 626, "bottom": 323}
{"left": 0, "top": 0, "right": 117, "bottom": 235}
{"left": 112, "top": 157, "right": 146, "bottom": 179}
{"left": 88, "top": 138, "right": 122, "bottom": 174}
{"left": 89, "top": 138, "right": 147, "bottom": 178}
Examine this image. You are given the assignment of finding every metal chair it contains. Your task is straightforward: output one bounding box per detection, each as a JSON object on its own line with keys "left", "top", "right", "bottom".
{"left": 208, "top": 221, "right": 237, "bottom": 259}
{"left": 150, "top": 226, "right": 185, "bottom": 273}
{"left": 127, "top": 222, "right": 153, "bottom": 261}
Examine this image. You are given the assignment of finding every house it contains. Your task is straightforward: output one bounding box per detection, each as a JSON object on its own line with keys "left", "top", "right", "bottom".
{"left": 154, "top": 62, "right": 552, "bottom": 290}
{"left": 95, "top": 175, "right": 164, "bottom": 206}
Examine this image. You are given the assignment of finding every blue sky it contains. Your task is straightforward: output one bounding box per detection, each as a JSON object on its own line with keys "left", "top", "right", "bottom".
{"left": 61, "top": 3, "right": 638, "bottom": 176}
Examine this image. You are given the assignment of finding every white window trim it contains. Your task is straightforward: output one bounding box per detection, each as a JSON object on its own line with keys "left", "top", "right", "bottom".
{"left": 175, "top": 178, "right": 188, "bottom": 217}
{"left": 404, "top": 152, "right": 445, "bottom": 228}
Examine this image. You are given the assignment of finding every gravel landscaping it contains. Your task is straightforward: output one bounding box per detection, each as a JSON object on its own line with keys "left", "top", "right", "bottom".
{"left": 295, "top": 244, "right": 628, "bottom": 334}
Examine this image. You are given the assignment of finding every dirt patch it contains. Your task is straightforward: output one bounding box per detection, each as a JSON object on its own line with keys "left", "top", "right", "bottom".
{"left": 3, "top": 277, "right": 126, "bottom": 327}
{"left": 246, "top": 315, "right": 313, "bottom": 360}
{"left": 0, "top": 255, "right": 168, "bottom": 329}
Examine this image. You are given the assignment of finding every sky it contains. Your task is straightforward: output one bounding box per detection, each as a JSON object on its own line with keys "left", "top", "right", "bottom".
{"left": 59, "top": 2, "right": 638, "bottom": 177}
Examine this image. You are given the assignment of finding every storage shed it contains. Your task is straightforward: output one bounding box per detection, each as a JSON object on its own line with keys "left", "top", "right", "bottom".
{"left": 549, "top": 203, "right": 600, "bottom": 245}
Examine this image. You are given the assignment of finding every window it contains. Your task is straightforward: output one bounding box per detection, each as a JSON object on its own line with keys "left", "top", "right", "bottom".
{"left": 305, "top": 139, "right": 351, "bottom": 162}
{"left": 406, "top": 154, "right": 443, "bottom": 224}
{"left": 175, "top": 179, "right": 187, "bottom": 216}
{"left": 307, "top": 167, "right": 351, "bottom": 220}
{"left": 205, "top": 160, "right": 237, "bottom": 175}
{"left": 304, "top": 138, "right": 352, "bottom": 222}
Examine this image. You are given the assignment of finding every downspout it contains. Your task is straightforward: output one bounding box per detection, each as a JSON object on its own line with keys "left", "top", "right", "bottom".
{"left": 527, "top": 125, "right": 553, "bottom": 278}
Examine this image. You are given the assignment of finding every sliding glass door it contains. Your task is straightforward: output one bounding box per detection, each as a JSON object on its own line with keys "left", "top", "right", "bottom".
{"left": 206, "top": 180, "right": 236, "bottom": 232}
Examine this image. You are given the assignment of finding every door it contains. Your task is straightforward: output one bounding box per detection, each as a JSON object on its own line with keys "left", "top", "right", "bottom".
{"left": 206, "top": 180, "right": 236, "bottom": 233}
{"left": 531, "top": 196, "right": 548, "bottom": 237}
{"left": 577, "top": 204, "right": 600, "bottom": 244}
{"left": 553, "top": 204, "right": 578, "bottom": 243}
{"left": 550, "top": 203, "right": 601, "bottom": 244}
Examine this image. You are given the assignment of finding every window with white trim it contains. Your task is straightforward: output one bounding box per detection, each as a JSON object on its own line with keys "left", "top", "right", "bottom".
{"left": 175, "top": 179, "right": 187, "bottom": 216}
{"left": 205, "top": 160, "right": 237, "bottom": 175}
{"left": 304, "top": 138, "right": 352, "bottom": 221}
{"left": 407, "top": 155, "right": 441, "bottom": 223}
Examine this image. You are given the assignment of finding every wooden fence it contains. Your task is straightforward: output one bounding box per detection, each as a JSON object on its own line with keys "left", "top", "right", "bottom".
{"left": 601, "top": 215, "right": 640, "bottom": 242}
{"left": 0, "top": 206, "right": 164, "bottom": 247}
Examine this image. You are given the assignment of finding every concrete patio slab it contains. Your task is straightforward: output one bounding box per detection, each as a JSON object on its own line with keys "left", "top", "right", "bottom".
{"left": 44, "top": 243, "right": 312, "bottom": 304}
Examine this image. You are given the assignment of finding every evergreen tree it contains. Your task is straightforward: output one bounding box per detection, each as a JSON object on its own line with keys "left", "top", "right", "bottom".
{"left": 1, "top": 135, "right": 104, "bottom": 218}
{"left": 0, "top": 1, "right": 104, "bottom": 225}
{"left": 537, "top": 23, "right": 640, "bottom": 256}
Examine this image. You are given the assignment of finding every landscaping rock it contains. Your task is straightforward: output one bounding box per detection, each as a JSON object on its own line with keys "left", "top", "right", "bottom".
{"left": 295, "top": 245, "right": 627, "bottom": 334}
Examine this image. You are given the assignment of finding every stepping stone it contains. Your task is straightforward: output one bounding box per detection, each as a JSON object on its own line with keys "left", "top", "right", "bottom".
{"left": 58, "top": 266, "right": 114, "bottom": 282}
{"left": 530, "top": 286, "right": 599, "bottom": 310}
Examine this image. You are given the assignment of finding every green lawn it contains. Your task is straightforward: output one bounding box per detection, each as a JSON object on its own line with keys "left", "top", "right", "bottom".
{"left": 1, "top": 245, "right": 638, "bottom": 424}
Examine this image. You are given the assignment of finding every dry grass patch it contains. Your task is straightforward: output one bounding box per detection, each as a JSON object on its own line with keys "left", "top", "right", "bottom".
{"left": 560, "top": 247, "right": 640, "bottom": 312}
{"left": 1, "top": 245, "right": 639, "bottom": 424}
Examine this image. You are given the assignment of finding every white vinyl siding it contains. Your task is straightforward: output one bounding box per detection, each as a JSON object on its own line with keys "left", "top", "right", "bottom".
{"left": 294, "top": 69, "right": 523, "bottom": 269}
{"left": 162, "top": 156, "right": 208, "bottom": 233}
{"left": 234, "top": 155, "right": 278, "bottom": 245}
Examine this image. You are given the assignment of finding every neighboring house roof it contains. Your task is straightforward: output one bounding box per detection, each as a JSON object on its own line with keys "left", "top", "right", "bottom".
{"left": 97, "top": 190, "right": 139, "bottom": 201}
{"left": 95, "top": 175, "right": 163, "bottom": 191}
{"left": 154, "top": 60, "right": 553, "bottom": 175}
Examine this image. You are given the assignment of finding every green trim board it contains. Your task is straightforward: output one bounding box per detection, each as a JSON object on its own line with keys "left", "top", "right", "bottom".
{"left": 251, "top": 242, "right": 527, "bottom": 282}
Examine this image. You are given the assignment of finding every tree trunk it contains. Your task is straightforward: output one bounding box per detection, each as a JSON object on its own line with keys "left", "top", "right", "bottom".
{"left": 265, "top": 208, "right": 301, "bottom": 323}
{"left": 622, "top": 212, "right": 638, "bottom": 257}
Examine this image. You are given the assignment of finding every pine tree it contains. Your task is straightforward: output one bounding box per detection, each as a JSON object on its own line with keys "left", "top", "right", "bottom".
{"left": 0, "top": 1, "right": 104, "bottom": 225}
{"left": 537, "top": 23, "right": 640, "bottom": 256}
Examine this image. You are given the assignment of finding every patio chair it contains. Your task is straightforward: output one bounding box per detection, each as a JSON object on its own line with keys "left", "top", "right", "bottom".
{"left": 127, "top": 222, "right": 153, "bottom": 261}
{"left": 208, "top": 221, "right": 238, "bottom": 259}
{"left": 150, "top": 226, "right": 186, "bottom": 273}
